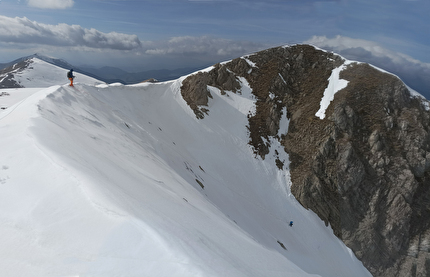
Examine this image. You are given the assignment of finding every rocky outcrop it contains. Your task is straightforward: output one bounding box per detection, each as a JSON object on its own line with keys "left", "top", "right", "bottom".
{"left": 0, "top": 60, "right": 30, "bottom": 88}
{"left": 324, "top": 64, "right": 430, "bottom": 276}
{"left": 180, "top": 63, "right": 242, "bottom": 119}
{"left": 180, "top": 44, "right": 430, "bottom": 276}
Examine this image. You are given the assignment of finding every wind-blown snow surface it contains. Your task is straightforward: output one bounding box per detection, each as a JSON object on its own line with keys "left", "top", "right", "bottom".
{"left": 0, "top": 79, "right": 371, "bottom": 276}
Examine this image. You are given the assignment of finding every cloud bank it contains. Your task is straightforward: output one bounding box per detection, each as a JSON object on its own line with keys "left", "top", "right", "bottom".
{"left": 27, "top": 0, "right": 74, "bottom": 9}
{"left": 0, "top": 16, "right": 141, "bottom": 50}
{"left": 143, "top": 36, "right": 265, "bottom": 57}
{"left": 305, "top": 35, "right": 430, "bottom": 98}
{"left": 0, "top": 15, "right": 265, "bottom": 64}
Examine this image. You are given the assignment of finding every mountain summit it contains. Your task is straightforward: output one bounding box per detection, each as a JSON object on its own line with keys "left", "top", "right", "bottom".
{"left": 0, "top": 44, "right": 428, "bottom": 276}
{"left": 180, "top": 44, "right": 430, "bottom": 276}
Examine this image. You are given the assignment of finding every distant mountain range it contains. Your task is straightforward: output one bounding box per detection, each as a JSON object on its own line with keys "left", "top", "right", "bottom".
{"left": 0, "top": 54, "right": 205, "bottom": 88}
{"left": 79, "top": 65, "right": 205, "bottom": 84}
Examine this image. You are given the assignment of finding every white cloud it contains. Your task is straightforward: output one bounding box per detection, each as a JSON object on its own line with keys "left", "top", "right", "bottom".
{"left": 305, "top": 35, "right": 426, "bottom": 66}
{"left": 27, "top": 0, "right": 74, "bottom": 9}
{"left": 144, "top": 36, "right": 265, "bottom": 57}
{"left": 0, "top": 16, "right": 264, "bottom": 58}
{"left": 0, "top": 15, "right": 266, "bottom": 72}
{"left": 304, "top": 35, "right": 430, "bottom": 98}
{"left": 0, "top": 15, "right": 142, "bottom": 50}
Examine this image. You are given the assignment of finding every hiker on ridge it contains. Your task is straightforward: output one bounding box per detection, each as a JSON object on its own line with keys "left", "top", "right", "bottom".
{"left": 67, "top": 69, "right": 75, "bottom": 87}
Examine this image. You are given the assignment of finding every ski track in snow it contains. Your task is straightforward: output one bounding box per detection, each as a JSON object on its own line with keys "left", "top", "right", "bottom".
{"left": 0, "top": 68, "right": 372, "bottom": 276}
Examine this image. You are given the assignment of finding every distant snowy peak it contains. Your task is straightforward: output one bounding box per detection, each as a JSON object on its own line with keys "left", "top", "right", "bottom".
{"left": 0, "top": 56, "right": 104, "bottom": 88}
{"left": 30, "top": 53, "right": 75, "bottom": 71}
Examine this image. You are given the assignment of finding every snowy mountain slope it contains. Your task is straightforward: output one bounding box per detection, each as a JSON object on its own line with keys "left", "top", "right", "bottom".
{"left": 0, "top": 53, "right": 74, "bottom": 71}
{"left": 0, "top": 74, "right": 371, "bottom": 276}
{"left": 178, "top": 44, "right": 430, "bottom": 277}
{"left": 0, "top": 57, "right": 104, "bottom": 88}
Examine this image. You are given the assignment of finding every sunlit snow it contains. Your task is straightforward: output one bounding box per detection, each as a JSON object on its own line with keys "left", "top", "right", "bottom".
{"left": 11, "top": 58, "right": 103, "bottom": 88}
{"left": 315, "top": 62, "right": 350, "bottom": 119}
{"left": 0, "top": 59, "right": 372, "bottom": 276}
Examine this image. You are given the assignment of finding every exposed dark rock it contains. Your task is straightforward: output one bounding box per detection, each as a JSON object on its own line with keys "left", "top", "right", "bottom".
{"left": 140, "top": 78, "right": 158, "bottom": 83}
{"left": 180, "top": 44, "right": 430, "bottom": 276}
{"left": 0, "top": 59, "right": 31, "bottom": 88}
{"left": 180, "top": 72, "right": 213, "bottom": 119}
{"left": 180, "top": 63, "right": 243, "bottom": 118}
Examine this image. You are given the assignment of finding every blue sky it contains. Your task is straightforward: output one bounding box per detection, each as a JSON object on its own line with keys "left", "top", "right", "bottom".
{"left": 0, "top": 0, "right": 429, "bottom": 96}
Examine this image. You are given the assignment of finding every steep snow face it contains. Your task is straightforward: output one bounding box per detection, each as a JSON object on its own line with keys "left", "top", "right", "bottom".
{"left": 0, "top": 80, "right": 371, "bottom": 276}
{"left": 9, "top": 58, "right": 103, "bottom": 88}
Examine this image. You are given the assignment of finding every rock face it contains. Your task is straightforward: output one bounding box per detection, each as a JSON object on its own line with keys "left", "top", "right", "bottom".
{"left": 0, "top": 60, "right": 30, "bottom": 88}
{"left": 180, "top": 44, "right": 430, "bottom": 277}
{"left": 181, "top": 63, "right": 241, "bottom": 119}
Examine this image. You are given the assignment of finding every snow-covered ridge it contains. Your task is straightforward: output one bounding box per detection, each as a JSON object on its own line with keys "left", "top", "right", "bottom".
{"left": 13, "top": 57, "right": 104, "bottom": 88}
{"left": 0, "top": 56, "right": 104, "bottom": 89}
{"left": 0, "top": 77, "right": 371, "bottom": 276}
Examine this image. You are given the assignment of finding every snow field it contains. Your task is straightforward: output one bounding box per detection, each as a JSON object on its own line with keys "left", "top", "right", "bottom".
{"left": 0, "top": 76, "right": 371, "bottom": 276}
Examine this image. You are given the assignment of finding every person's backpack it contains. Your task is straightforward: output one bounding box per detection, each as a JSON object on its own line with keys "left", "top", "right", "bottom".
{"left": 67, "top": 71, "right": 73, "bottom": 79}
